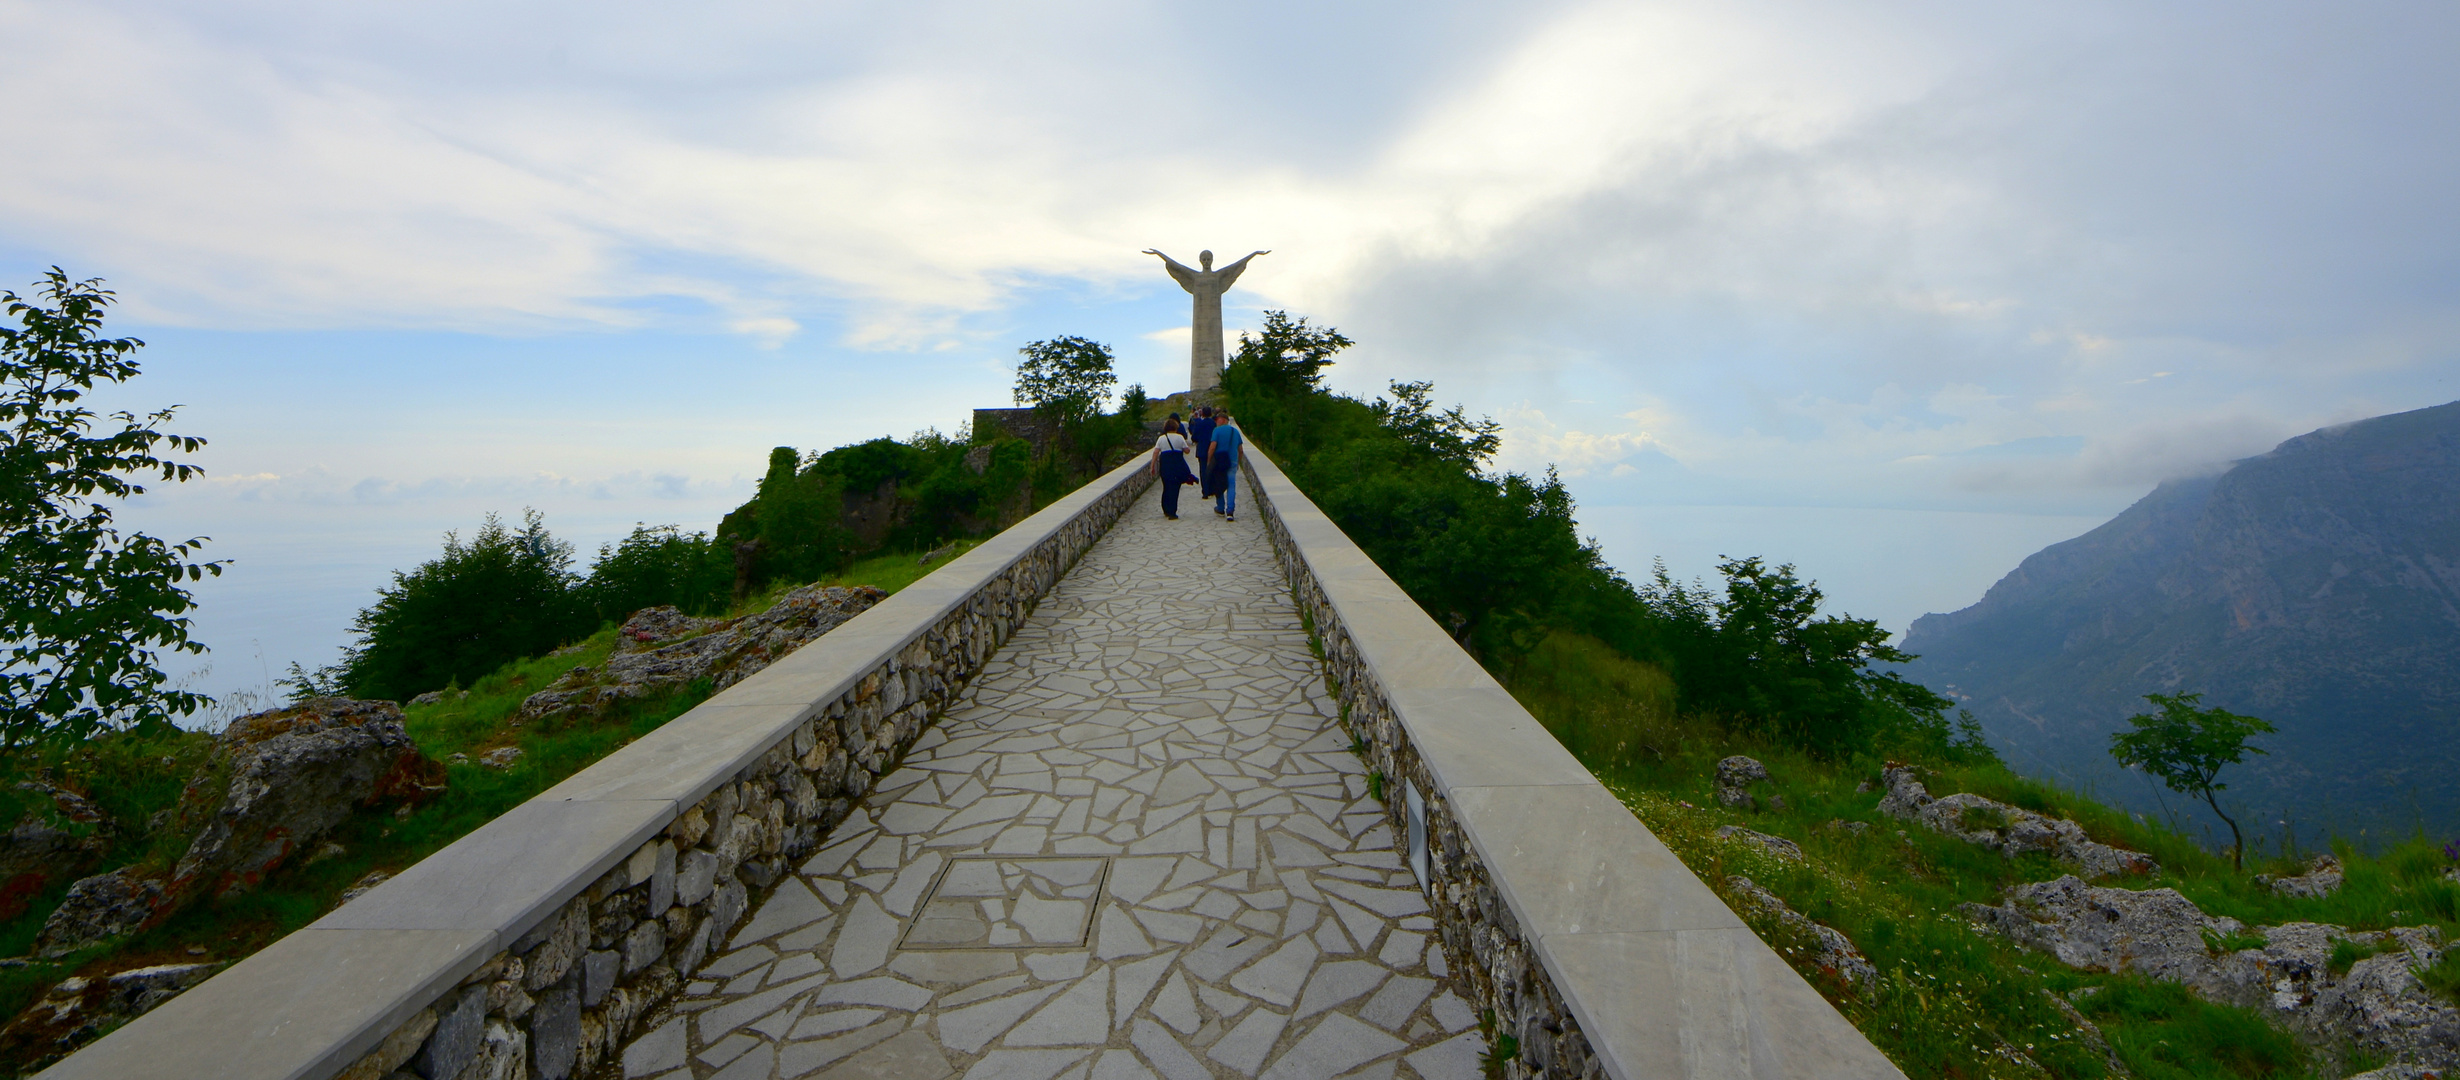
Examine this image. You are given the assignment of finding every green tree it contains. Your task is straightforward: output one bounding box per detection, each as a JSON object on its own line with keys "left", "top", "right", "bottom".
{"left": 747, "top": 446, "right": 858, "bottom": 584}
{"left": 338, "top": 510, "right": 589, "bottom": 701}
{"left": 1372, "top": 380, "right": 1500, "bottom": 468}
{"left": 578, "top": 524, "right": 731, "bottom": 621}
{"left": 2109, "top": 692, "right": 2276, "bottom": 869}
{"left": 1643, "top": 557, "right": 1972, "bottom": 759}
{"left": 2, "top": 269, "right": 222, "bottom": 752}
{"left": 1221, "top": 311, "right": 1353, "bottom": 452}
{"left": 1013, "top": 336, "right": 1117, "bottom": 429}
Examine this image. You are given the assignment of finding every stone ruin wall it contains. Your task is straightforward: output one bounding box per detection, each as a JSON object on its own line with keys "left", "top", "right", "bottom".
{"left": 335, "top": 468, "right": 1155, "bottom": 1080}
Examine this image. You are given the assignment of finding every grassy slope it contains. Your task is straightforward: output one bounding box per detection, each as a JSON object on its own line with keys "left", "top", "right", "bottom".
{"left": 0, "top": 543, "right": 972, "bottom": 1072}
{"left": 1503, "top": 631, "right": 2460, "bottom": 1080}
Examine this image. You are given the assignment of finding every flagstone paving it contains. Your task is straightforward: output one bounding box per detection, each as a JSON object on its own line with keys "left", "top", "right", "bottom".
{"left": 618, "top": 479, "right": 1484, "bottom": 1080}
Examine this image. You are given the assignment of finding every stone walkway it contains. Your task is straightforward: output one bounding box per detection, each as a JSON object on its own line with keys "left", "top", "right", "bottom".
{"left": 618, "top": 478, "right": 1483, "bottom": 1080}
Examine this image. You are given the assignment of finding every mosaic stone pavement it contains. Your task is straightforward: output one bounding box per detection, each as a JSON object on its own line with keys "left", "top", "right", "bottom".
{"left": 618, "top": 478, "right": 1484, "bottom": 1080}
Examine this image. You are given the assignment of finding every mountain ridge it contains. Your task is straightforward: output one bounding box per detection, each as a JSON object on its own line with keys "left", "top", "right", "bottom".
{"left": 1903, "top": 400, "right": 2460, "bottom": 845}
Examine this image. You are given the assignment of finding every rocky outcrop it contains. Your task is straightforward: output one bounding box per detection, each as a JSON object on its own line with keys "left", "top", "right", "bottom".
{"left": 1714, "top": 755, "right": 1768, "bottom": 809}
{"left": 172, "top": 699, "right": 443, "bottom": 899}
{"left": 517, "top": 587, "right": 885, "bottom": 727}
{"left": 1716, "top": 825, "right": 1805, "bottom": 863}
{"left": 28, "top": 870, "right": 169, "bottom": 959}
{"left": 612, "top": 606, "right": 723, "bottom": 654}
{"left": 2259, "top": 854, "right": 2346, "bottom": 899}
{"left": 0, "top": 962, "right": 223, "bottom": 1072}
{"left": 1966, "top": 875, "right": 2460, "bottom": 1071}
{"left": 32, "top": 698, "right": 443, "bottom": 957}
{"left": 0, "top": 783, "right": 111, "bottom": 921}
{"left": 1878, "top": 764, "right": 2158, "bottom": 878}
{"left": 1727, "top": 876, "right": 1877, "bottom": 993}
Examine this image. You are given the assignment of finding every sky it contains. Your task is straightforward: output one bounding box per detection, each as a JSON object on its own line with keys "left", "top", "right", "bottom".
{"left": 5, "top": 0, "right": 2457, "bottom": 710}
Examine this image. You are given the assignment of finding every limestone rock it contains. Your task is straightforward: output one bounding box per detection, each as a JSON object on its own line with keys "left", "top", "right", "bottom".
{"left": 1714, "top": 755, "right": 1767, "bottom": 809}
{"left": 1715, "top": 825, "right": 1805, "bottom": 863}
{"left": 1967, "top": 875, "right": 2460, "bottom": 1071}
{"left": 1875, "top": 763, "right": 1932, "bottom": 818}
{"left": 614, "top": 606, "right": 723, "bottom": 655}
{"left": 1960, "top": 875, "right": 2235, "bottom": 986}
{"left": 519, "top": 586, "right": 885, "bottom": 726}
{"left": 2257, "top": 854, "right": 2345, "bottom": 899}
{"left": 1878, "top": 764, "right": 2157, "bottom": 878}
{"left": 174, "top": 699, "right": 441, "bottom": 897}
{"left": 34, "top": 698, "right": 442, "bottom": 956}
{"left": 31, "top": 869, "right": 169, "bottom": 958}
{"left": 0, "top": 782, "right": 112, "bottom": 921}
{"left": 0, "top": 962, "right": 223, "bottom": 1071}
{"left": 481, "top": 747, "right": 524, "bottom": 769}
{"left": 1726, "top": 876, "right": 1876, "bottom": 992}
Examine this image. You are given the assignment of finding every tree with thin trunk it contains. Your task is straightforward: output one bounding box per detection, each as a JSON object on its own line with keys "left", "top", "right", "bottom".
{"left": 2109, "top": 692, "right": 2276, "bottom": 870}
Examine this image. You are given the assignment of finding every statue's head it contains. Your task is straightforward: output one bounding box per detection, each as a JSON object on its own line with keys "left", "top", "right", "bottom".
{"left": 1199, "top": 250, "right": 1214, "bottom": 270}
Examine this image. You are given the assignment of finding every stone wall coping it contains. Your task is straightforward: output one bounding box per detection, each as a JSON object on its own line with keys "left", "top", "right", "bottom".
{"left": 1240, "top": 447, "right": 1905, "bottom": 1080}
{"left": 38, "top": 454, "right": 1153, "bottom": 1080}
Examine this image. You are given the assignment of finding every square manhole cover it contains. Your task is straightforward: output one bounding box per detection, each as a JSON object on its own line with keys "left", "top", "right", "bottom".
{"left": 899, "top": 857, "right": 1114, "bottom": 950}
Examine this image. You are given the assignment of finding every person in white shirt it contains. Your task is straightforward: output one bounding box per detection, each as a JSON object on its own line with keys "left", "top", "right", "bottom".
{"left": 1149, "top": 417, "right": 1198, "bottom": 519}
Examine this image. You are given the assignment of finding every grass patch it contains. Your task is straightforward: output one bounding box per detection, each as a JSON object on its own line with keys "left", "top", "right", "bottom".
{"left": 2076, "top": 979, "right": 2307, "bottom": 1078}
{"left": 2326, "top": 939, "right": 2384, "bottom": 977}
{"left": 1498, "top": 632, "right": 1687, "bottom": 776}
{"left": 1959, "top": 804, "right": 2013, "bottom": 834}
{"left": 2415, "top": 946, "right": 2460, "bottom": 1007}
{"left": 817, "top": 540, "right": 981, "bottom": 597}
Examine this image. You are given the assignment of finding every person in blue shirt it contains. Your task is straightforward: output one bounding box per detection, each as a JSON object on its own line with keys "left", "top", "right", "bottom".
{"left": 1204, "top": 413, "right": 1244, "bottom": 521}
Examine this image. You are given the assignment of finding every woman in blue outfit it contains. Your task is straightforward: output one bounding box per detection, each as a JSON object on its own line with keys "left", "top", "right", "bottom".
{"left": 1149, "top": 417, "right": 1198, "bottom": 519}
{"left": 1203, "top": 413, "right": 1243, "bottom": 521}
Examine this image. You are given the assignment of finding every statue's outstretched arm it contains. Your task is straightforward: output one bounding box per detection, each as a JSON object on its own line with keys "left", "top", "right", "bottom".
{"left": 1142, "top": 249, "right": 1198, "bottom": 292}
{"left": 1215, "top": 250, "right": 1270, "bottom": 288}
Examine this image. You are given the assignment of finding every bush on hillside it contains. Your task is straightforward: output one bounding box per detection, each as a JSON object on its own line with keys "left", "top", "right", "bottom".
{"left": 1641, "top": 556, "right": 1987, "bottom": 761}
{"left": 739, "top": 446, "right": 860, "bottom": 587}
{"left": 578, "top": 524, "right": 732, "bottom": 622}
{"left": 332, "top": 510, "right": 591, "bottom": 701}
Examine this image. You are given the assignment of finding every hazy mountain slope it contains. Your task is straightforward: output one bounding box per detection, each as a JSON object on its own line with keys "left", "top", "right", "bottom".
{"left": 1903, "top": 401, "right": 2460, "bottom": 844}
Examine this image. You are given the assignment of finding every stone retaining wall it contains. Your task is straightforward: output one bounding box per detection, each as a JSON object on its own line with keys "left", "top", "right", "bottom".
{"left": 1240, "top": 447, "right": 1906, "bottom": 1080}
{"left": 42, "top": 459, "right": 1155, "bottom": 1080}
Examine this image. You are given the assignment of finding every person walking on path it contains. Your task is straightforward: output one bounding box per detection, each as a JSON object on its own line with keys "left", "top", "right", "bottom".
{"left": 1204, "top": 412, "right": 1244, "bottom": 521}
{"left": 1188, "top": 406, "right": 1217, "bottom": 493}
{"left": 1149, "top": 417, "right": 1197, "bottom": 519}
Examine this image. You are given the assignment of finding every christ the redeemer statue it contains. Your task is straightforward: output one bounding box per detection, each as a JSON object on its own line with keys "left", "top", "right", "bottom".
{"left": 1144, "top": 247, "right": 1267, "bottom": 393}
